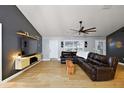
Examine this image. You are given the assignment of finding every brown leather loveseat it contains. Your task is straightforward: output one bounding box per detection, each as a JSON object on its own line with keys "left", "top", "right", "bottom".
{"left": 60, "top": 51, "right": 77, "bottom": 64}
{"left": 77, "top": 52, "right": 118, "bottom": 81}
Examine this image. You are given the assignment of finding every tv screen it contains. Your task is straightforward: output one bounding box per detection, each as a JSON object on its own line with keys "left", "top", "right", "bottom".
{"left": 21, "top": 37, "right": 37, "bottom": 56}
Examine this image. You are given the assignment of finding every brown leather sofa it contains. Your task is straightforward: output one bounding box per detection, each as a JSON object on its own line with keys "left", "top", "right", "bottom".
{"left": 60, "top": 51, "right": 77, "bottom": 64}
{"left": 77, "top": 52, "right": 118, "bottom": 81}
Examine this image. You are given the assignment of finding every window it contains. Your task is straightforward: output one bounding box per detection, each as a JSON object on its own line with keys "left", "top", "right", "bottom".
{"left": 62, "top": 40, "right": 84, "bottom": 52}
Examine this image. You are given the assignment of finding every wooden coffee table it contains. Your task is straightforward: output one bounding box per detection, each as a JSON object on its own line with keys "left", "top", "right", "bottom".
{"left": 66, "top": 59, "right": 75, "bottom": 75}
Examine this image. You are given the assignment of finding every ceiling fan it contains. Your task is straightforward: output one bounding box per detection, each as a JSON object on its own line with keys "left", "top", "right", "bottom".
{"left": 70, "top": 21, "right": 96, "bottom": 35}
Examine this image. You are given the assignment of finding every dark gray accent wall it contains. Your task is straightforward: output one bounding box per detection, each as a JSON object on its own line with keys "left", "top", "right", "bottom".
{"left": 106, "top": 27, "right": 124, "bottom": 63}
{"left": 0, "top": 5, "right": 42, "bottom": 80}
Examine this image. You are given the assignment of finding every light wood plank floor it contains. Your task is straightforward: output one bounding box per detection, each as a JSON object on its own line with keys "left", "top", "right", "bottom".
{"left": 0, "top": 61, "right": 124, "bottom": 88}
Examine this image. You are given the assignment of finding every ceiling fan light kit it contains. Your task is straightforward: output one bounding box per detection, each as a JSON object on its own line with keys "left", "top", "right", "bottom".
{"left": 70, "top": 21, "right": 96, "bottom": 35}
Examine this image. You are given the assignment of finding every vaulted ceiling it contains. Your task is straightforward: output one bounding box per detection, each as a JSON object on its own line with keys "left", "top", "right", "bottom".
{"left": 17, "top": 5, "right": 124, "bottom": 37}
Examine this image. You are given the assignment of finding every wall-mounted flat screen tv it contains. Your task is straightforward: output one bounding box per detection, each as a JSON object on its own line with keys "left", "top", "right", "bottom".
{"left": 21, "top": 37, "right": 38, "bottom": 56}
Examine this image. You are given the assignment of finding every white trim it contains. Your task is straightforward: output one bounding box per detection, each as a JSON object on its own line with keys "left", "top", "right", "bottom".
{"left": 0, "top": 23, "right": 2, "bottom": 82}
{"left": 1, "top": 61, "right": 40, "bottom": 83}
{"left": 118, "top": 62, "right": 124, "bottom": 66}
{"left": 57, "top": 58, "right": 60, "bottom": 61}
{"left": 42, "top": 59, "right": 50, "bottom": 61}
{"left": 42, "top": 58, "right": 60, "bottom": 61}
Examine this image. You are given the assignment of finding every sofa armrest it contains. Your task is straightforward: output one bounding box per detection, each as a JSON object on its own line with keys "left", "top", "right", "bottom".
{"left": 96, "top": 66, "right": 113, "bottom": 73}
{"left": 77, "top": 57, "right": 86, "bottom": 62}
{"left": 95, "top": 66, "right": 114, "bottom": 81}
{"left": 60, "top": 56, "right": 64, "bottom": 58}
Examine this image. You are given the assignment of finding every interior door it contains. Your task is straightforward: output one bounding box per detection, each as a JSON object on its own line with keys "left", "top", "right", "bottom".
{"left": 49, "top": 40, "right": 59, "bottom": 59}
{"left": 0, "top": 23, "right": 2, "bottom": 82}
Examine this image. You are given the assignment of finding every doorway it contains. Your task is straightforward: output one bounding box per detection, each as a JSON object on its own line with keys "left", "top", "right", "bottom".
{"left": 49, "top": 40, "right": 59, "bottom": 61}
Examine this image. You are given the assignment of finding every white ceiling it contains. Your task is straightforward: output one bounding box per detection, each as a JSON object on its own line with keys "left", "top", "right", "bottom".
{"left": 17, "top": 5, "right": 124, "bottom": 37}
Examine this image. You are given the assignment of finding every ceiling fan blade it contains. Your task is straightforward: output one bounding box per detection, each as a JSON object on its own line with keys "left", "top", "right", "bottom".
{"left": 79, "top": 31, "right": 88, "bottom": 34}
{"left": 80, "top": 26, "right": 84, "bottom": 31}
{"left": 83, "top": 27, "right": 96, "bottom": 31}
{"left": 84, "top": 32, "right": 88, "bottom": 34}
{"left": 86, "top": 30, "right": 96, "bottom": 32}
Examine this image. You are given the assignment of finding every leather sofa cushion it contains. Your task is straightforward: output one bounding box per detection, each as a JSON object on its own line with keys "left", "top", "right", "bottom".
{"left": 83, "top": 62, "right": 97, "bottom": 80}
{"left": 83, "top": 62, "right": 96, "bottom": 73}
{"left": 77, "top": 57, "right": 86, "bottom": 62}
{"left": 87, "top": 52, "right": 95, "bottom": 59}
{"left": 93, "top": 54, "right": 108, "bottom": 65}
{"left": 87, "top": 58, "right": 108, "bottom": 66}
{"left": 61, "top": 51, "right": 77, "bottom": 58}
{"left": 108, "top": 57, "right": 118, "bottom": 68}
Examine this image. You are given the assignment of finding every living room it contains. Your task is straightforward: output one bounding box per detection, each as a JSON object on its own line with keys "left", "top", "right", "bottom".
{"left": 0, "top": 4, "right": 124, "bottom": 90}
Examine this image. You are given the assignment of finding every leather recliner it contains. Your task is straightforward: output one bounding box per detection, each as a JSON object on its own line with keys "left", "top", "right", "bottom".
{"left": 77, "top": 52, "right": 118, "bottom": 81}
{"left": 60, "top": 51, "right": 77, "bottom": 64}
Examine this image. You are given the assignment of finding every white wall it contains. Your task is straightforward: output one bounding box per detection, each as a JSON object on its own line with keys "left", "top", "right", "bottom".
{"left": 42, "top": 36, "right": 106, "bottom": 60}
{"left": 42, "top": 37, "right": 50, "bottom": 60}
{"left": 49, "top": 40, "right": 59, "bottom": 59}
{"left": 0, "top": 23, "right": 2, "bottom": 82}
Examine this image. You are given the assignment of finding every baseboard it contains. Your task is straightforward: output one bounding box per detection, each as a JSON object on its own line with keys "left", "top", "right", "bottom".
{"left": 1, "top": 61, "right": 40, "bottom": 83}
{"left": 57, "top": 58, "right": 60, "bottom": 61}
{"left": 119, "top": 62, "right": 124, "bottom": 66}
{"left": 42, "top": 59, "right": 50, "bottom": 61}
{"left": 42, "top": 58, "right": 60, "bottom": 61}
